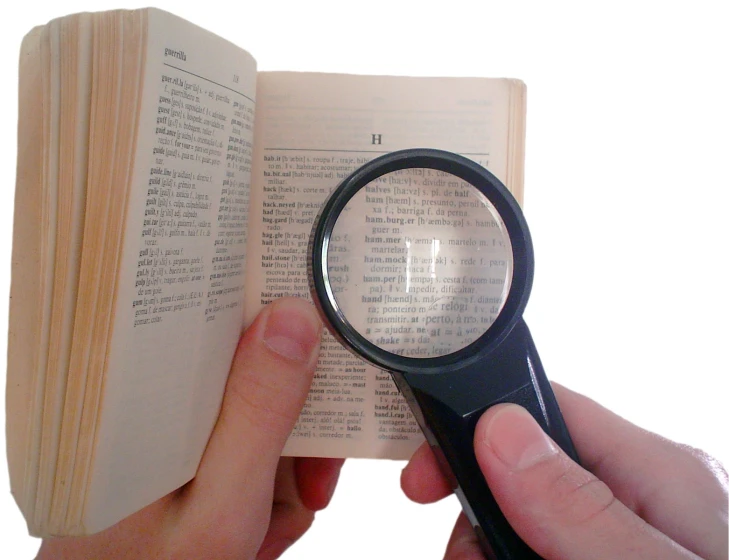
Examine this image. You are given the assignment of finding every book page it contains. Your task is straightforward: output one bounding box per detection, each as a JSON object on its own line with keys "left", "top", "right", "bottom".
{"left": 245, "top": 73, "right": 524, "bottom": 459}
{"left": 326, "top": 169, "right": 514, "bottom": 359}
{"left": 83, "top": 9, "right": 256, "bottom": 533}
{"left": 6, "top": 25, "right": 45, "bottom": 515}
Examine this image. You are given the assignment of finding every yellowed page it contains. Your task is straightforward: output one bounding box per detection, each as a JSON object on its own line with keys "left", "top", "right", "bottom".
{"left": 6, "top": 26, "right": 45, "bottom": 519}
{"left": 60, "top": 10, "right": 144, "bottom": 534}
{"left": 34, "top": 14, "right": 93, "bottom": 533}
{"left": 82, "top": 9, "right": 256, "bottom": 534}
{"left": 245, "top": 72, "right": 525, "bottom": 459}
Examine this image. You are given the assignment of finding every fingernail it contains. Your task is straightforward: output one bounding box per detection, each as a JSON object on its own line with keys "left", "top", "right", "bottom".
{"left": 483, "top": 404, "right": 558, "bottom": 471}
{"left": 263, "top": 299, "right": 321, "bottom": 363}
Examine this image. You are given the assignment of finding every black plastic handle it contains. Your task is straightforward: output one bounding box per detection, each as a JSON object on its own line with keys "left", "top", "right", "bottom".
{"left": 392, "top": 318, "right": 579, "bottom": 559}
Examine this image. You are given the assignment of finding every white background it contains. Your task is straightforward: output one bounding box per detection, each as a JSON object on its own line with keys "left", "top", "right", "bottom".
{"left": 0, "top": 1, "right": 727, "bottom": 558}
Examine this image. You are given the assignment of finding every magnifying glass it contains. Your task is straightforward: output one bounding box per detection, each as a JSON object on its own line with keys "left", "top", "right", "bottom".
{"left": 308, "top": 148, "right": 579, "bottom": 559}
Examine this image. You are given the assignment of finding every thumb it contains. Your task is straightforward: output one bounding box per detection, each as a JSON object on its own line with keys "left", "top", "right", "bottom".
{"left": 180, "top": 298, "right": 321, "bottom": 537}
{"left": 474, "top": 404, "right": 698, "bottom": 560}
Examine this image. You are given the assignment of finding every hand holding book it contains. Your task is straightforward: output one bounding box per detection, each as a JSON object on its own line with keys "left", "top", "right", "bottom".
{"left": 36, "top": 298, "right": 344, "bottom": 560}
{"left": 6, "top": 8, "right": 527, "bottom": 534}
{"left": 35, "top": 303, "right": 726, "bottom": 559}
{"left": 8, "top": 9, "right": 726, "bottom": 558}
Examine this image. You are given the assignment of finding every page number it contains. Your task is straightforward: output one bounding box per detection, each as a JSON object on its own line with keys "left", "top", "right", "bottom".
{"left": 233, "top": 74, "right": 240, "bottom": 84}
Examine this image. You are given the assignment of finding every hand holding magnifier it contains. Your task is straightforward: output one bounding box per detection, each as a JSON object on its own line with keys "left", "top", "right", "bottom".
{"left": 308, "top": 148, "right": 579, "bottom": 559}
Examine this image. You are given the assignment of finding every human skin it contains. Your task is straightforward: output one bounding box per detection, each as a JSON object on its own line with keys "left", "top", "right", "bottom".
{"left": 401, "top": 384, "right": 729, "bottom": 560}
{"left": 36, "top": 298, "right": 728, "bottom": 559}
{"left": 36, "top": 298, "right": 344, "bottom": 560}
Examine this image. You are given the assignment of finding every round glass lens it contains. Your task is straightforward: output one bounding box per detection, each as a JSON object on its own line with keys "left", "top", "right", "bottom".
{"left": 326, "top": 169, "right": 513, "bottom": 358}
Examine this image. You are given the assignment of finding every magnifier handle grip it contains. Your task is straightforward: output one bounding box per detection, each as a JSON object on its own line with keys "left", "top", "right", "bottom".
{"left": 400, "top": 319, "right": 579, "bottom": 559}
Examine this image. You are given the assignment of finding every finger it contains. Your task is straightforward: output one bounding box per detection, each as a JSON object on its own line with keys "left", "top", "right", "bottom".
{"left": 180, "top": 298, "right": 322, "bottom": 547}
{"left": 475, "top": 403, "right": 700, "bottom": 560}
{"left": 401, "top": 441, "right": 453, "bottom": 504}
{"left": 257, "top": 457, "right": 346, "bottom": 559}
{"left": 257, "top": 458, "right": 315, "bottom": 560}
{"left": 552, "top": 383, "right": 728, "bottom": 559}
{"left": 443, "top": 513, "right": 483, "bottom": 560}
{"left": 294, "top": 457, "right": 345, "bottom": 511}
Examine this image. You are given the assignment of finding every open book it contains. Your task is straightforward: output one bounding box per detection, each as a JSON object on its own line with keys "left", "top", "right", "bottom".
{"left": 6, "top": 8, "right": 526, "bottom": 537}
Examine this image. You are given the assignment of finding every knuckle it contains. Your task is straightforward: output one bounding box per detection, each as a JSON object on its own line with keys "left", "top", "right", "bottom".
{"left": 540, "top": 457, "right": 619, "bottom": 529}
{"left": 688, "top": 445, "right": 728, "bottom": 483}
{"left": 224, "top": 369, "right": 297, "bottom": 435}
{"left": 292, "top": 509, "right": 315, "bottom": 539}
{"left": 275, "top": 503, "right": 315, "bottom": 541}
{"left": 560, "top": 476, "right": 618, "bottom": 528}
{"left": 678, "top": 444, "right": 729, "bottom": 506}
